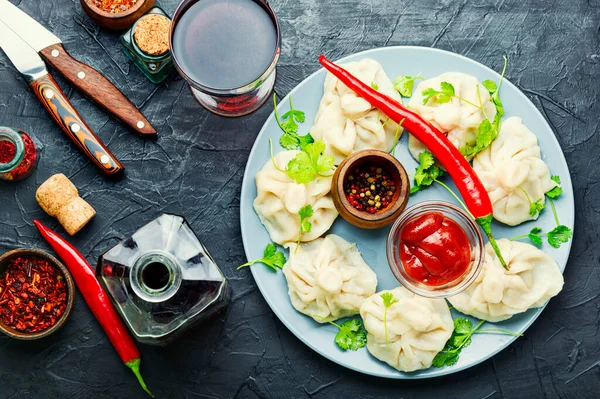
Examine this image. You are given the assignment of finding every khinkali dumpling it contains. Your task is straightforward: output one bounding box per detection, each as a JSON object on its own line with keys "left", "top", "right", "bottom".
{"left": 473, "top": 117, "right": 558, "bottom": 226}
{"left": 310, "top": 59, "right": 403, "bottom": 164}
{"left": 448, "top": 239, "right": 564, "bottom": 322}
{"left": 360, "top": 287, "right": 453, "bottom": 372}
{"left": 408, "top": 72, "right": 496, "bottom": 161}
{"left": 283, "top": 234, "right": 377, "bottom": 322}
{"left": 254, "top": 150, "right": 338, "bottom": 245}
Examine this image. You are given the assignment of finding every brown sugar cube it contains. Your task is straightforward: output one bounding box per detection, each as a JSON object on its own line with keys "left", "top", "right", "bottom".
{"left": 56, "top": 197, "right": 96, "bottom": 236}
{"left": 36, "top": 174, "right": 78, "bottom": 216}
{"left": 36, "top": 173, "right": 95, "bottom": 235}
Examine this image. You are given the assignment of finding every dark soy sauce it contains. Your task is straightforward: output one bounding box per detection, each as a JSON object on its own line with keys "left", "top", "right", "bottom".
{"left": 172, "top": 0, "right": 277, "bottom": 90}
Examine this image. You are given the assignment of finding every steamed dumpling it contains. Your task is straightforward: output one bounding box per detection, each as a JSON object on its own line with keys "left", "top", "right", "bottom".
{"left": 448, "top": 239, "right": 564, "bottom": 322}
{"left": 310, "top": 59, "right": 403, "bottom": 164}
{"left": 473, "top": 117, "right": 558, "bottom": 226}
{"left": 360, "top": 287, "right": 453, "bottom": 372}
{"left": 283, "top": 234, "right": 377, "bottom": 322}
{"left": 408, "top": 72, "right": 496, "bottom": 161}
{"left": 253, "top": 150, "right": 338, "bottom": 245}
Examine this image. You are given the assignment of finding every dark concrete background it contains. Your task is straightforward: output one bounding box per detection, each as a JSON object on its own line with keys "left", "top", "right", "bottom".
{"left": 0, "top": 0, "right": 598, "bottom": 398}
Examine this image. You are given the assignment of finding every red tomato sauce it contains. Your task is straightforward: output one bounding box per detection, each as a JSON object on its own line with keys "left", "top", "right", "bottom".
{"left": 399, "top": 211, "right": 471, "bottom": 286}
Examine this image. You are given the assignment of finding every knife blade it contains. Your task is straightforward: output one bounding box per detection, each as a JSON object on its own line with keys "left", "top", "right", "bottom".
{"left": 0, "top": 0, "right": 156, "bottom": 136}
{"left": 0, "top": 20, "right": 124, "bottom": 176}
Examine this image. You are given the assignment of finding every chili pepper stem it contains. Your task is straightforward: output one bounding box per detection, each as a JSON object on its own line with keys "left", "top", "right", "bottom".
{"left": 125, "top": 358, "right": 154, "bottom": 398}
{"left": 476, "top": 215, "right": 508, "bottom": 269}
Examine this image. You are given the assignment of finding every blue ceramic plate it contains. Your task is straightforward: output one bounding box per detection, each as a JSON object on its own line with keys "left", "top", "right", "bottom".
{"left": 239, "top": 47, "right": 574, "bottom": 378}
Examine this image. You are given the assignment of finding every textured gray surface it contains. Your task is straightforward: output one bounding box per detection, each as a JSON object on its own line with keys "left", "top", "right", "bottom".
{"left": 0, "top": 0, "right": 598, "bottom": 398}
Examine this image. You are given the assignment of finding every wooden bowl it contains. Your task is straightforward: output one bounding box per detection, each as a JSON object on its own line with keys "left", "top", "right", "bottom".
{"left": 331, "top": 150, "right": 410, "bottom": 229}
{"left": 80, "top": 0, "right": 155, "bottom": 30}
{"left": 0, "top": 248, "right": 75, "bottom": 340}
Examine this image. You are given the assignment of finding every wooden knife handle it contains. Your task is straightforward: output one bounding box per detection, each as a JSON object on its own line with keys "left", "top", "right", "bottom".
{"left": 39, "top": 43, "right": 157, "bottom": 136}
{"left": 30, "top": 73, "right": 124, "bottom": 176}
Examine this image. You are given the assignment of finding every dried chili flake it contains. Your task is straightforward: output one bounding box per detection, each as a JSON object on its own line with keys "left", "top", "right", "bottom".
{"left": 90, "top": 0, "right": 138, "bottom": 13}
{"left": 0, "top": 256, "right": 68, "bottom": 333}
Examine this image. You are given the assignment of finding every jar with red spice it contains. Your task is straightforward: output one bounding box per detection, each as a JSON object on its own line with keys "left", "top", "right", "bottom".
{"left": 0, "top": 126, "right": 39, "bottom": 182}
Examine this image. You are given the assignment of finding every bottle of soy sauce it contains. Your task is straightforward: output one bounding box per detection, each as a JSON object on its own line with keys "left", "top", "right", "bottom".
{"left": 96, "top": 214, "right": 229, "bottom": 345}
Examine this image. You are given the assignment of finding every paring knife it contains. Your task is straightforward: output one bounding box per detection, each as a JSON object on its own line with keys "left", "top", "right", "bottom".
{"left": 0, "top": 0, "right": 156, "bottom": 136}
{"left": 0, "top": 20, "right": 124, "bottom": 176}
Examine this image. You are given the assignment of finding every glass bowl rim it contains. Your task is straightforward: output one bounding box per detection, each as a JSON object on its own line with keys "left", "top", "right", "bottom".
{"left": 386, "top": 200, "right": 485, "bottom": 299}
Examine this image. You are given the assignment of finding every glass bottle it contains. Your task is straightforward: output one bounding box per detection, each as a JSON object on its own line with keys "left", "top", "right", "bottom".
{"left": 0, "top": 126, "right": 39, "bottom": 182}
{"left": 97, "top": 213, "right": 229, "bottom": 345}
{"left": 120, "top": 6, "right": 175, "bottom": 84}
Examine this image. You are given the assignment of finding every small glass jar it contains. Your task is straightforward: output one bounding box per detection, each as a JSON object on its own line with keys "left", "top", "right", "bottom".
{"left": 120, "top": 6, "right": 174, "bottom": 84}
{"left": 386, "top": 201, "right": 484, "bottom": 298}
{"left": 0, "top": 127, "right": 39, "bottom": 182}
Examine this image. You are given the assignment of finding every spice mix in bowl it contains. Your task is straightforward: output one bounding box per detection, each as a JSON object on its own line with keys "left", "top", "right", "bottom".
{"left": 0, "top": 248, "right": 75, "bottom": 339}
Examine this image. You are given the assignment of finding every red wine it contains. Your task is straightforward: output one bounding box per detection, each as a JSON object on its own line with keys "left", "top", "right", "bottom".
{"left": 172, "top": 0, "right": 278, "bottom": 90}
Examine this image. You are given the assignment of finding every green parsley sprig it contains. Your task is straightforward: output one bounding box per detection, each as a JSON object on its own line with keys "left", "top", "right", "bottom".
{"left": 380, "top": 292, "right": 398, "bottom": 344}
{"left": 432, "top": 317, "right": 521, "bottom": 368}
{"left": 318, "top": 317, "right": 367, "bottom": 351}
{"left": 296, "top": 204, "right": 314, "bottom": 251}
{"left": 517, "top": 187, "right": 545, "bottom": 218}
{"left": 270, "top": 139, "right": 335, "bottom": 184}
{"left": 237, "top": 243, "right": 287, "bottom": 271}
{"left": 410, "top": 151, "right": 444, "bottom": 194}
{"left": 393, "top": 73, "right": 423, "bottom": 97}
{"left": 510, "top": 175, "right": 573, "bottom": 248}
{"left": 273, "top": 94, "right": 314, "bottom": 151}
{"left": 371, "top": 81, "right": 379, "bottom": 90}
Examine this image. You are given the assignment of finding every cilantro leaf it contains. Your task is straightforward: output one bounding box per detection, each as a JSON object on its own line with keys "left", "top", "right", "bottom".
{"left": 334, "top": 319, "right": 367, "bottom": 351}
{"left": 547, "top": 225, "right": 573, "bottom": 248}
{"left": 371, "top": 81, "right": 379, "bottom": 90}
{"left": 411, "top": 151, "right": 444, "bottom": 193}
{"left": 393, "top": 73, "right": 423, "bottom": 97}
{"left": 453, "top": 318, "right": 472, "bottom": 335}
{"left": 529, "top": 198, "right": 546, "bottom": 217}
{"left": 380, "top": 292, "right": 398, "bottom": 344}
{"left": 296, "top": 205, "right": 314, "bottom": 249}
{"left": 297, "top": 133, "right": 315, "bottom": 151}
{"left": 528, "top": 227, "right": 543, "bottom": 247}
{"left": 546, "top": 175, "right": 563, "bottom": 199}
{"left": 460, "top": 118, "right": 498, "bottom": 157}
{"left": 238, "top": 243, "right": 287, "bottom": 271}
{"left": 482, "top": 79, "right": 497, "bottom": 93}
{"left": 286, "top": 141, "right": 335, "bottom": 184}
{"left": 279, "top": 133, "right": 300, "bottom": 150}
{"left": 421, "top": 81, "right": 455, "bottom": 105}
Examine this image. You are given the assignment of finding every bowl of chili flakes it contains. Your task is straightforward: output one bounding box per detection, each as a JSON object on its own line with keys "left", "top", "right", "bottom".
{"left": 0, "top": 248, "right": 74, "bottom": 340}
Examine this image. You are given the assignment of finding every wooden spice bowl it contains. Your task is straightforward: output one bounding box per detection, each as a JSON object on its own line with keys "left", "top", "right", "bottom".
{"left": 331, "top": 150, "right": 410, "bottom": 229}
{"left": 0, "top": 248, "right": 75, "bottom": 340}
{"left": 80, "top": 0, "right": 155, "bottom": 30}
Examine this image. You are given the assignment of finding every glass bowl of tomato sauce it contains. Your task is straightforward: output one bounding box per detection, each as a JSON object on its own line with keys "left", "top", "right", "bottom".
{"left": 386, "top": 201, "right": 484, "bottom": 298}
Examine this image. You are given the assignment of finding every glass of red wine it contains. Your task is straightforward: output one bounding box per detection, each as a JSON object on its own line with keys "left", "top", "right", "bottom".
{"left": 171, "top": 0, "right": 281, "bottom": 117}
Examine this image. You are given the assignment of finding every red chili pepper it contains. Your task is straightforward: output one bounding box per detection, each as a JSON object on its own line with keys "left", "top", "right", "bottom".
{"left": 33, "top": 220, "right": 154, "bottom": 397}
{"left": 318, "top": 55, "right": 507, "bottom": 268}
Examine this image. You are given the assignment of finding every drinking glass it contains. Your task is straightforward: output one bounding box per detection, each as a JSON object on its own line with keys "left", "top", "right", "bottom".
{"left": 170, "top": 0, "right": 281, "bottom": 117}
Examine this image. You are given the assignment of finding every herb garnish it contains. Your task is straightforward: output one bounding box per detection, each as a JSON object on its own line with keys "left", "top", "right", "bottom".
{"left": 517, "top": 187, "right": 546, "bottom": 217}
{"left": 317, "top": 317, "right": 367, "bottom": 351}
{"left": 432, "top": 317, "right": 522, "bottom": 368}
{"left": 410, "top": 151, "right": 444, "bottom": 194}
{"left": 510, "top": 175, "right": 573, "bottom": 248}
{"left": 273, "top": 94, "right": 314, "bottom": 150}
{"left": 237, "top": 243, "right": 287, "bottom": 271}
{"left": 270, "top": 139, "right": 335, "bottom": 184}
{"left": 297, "top": 204, "right": 314, "bottom": 250}
{"left": 371, "top": 81, "right": 379, "bottom": 90}
{"left": 394, "top": 73, "right": 423, "bottom": 97}
{"left": 380, "top": 292, "right": 398, "bottom": 344}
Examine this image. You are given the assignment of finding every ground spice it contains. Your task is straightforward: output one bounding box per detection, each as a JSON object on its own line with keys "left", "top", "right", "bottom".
{"left": 0, "top": 256, "right": 68, "bottom": 333}
{"left": 134, "top": 14, "right": 171, "bottom": 56}
{"left": 0, "top": 132, "right": 38, "bottom": 181}
{"left": 344, "top": 164, "right": 396, "bottom": 214}
{"left": 91, "top": 0, "right": 138, "bottom": 14}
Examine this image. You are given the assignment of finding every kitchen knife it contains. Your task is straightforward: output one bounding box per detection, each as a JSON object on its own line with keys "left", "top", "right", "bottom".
{"left": 0, "top": 0, "right": 156, "bottom": 136}
{"left": 0, "top": 20, "right": 124, "bottom": 176}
